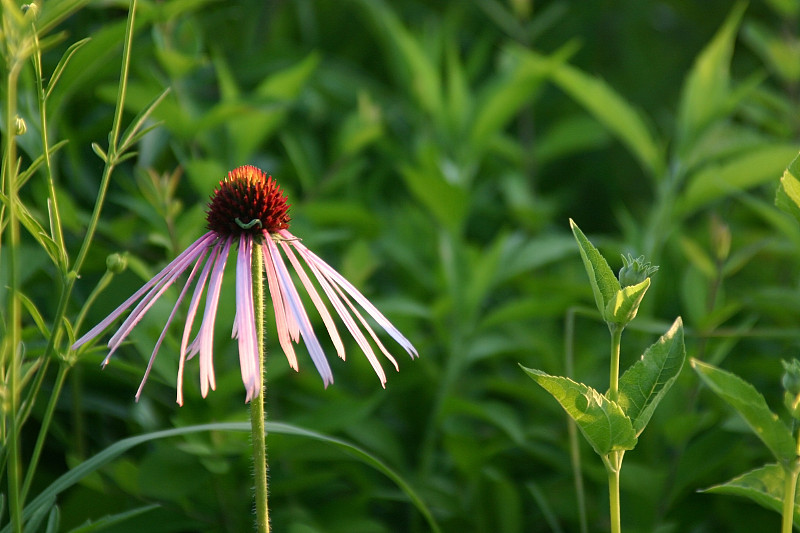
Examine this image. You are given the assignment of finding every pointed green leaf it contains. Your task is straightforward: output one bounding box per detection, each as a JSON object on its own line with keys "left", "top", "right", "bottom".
{"left": 604, "top": 277, "right": 651, "bottom": 326}
{"left": 776, "top": 151, "right": 800, "bottom": 225}
{"left": 680, "top": 144, "right": 800, "bottom": 214}
{"left": 18, "top": 292, "right": 50, "bottom": 337}
{"left": 618, "top": 318, "right": 685, "bottom": 435}
{"left": 569, "top": 219, "right": 621, "bottom": 318}
{"left": 470, "top": 44, "right": 573, "bottom": 149}
{"left": 45, "top": 37, "right": 91, "bottom": 100}
{"left": 692, "top": 359, "right": 796, "bottom": 464}
{"left": 118, "top": 88, "right": 171, "bottom": 154}
{"left": 540, "top": 51, "right": 663, "bottom": 177}
{"left": 520, "top": 367, "right": 637, "bottom": 456}
{"left": 90, "top": 142, "right": 107, "bottom": 163}
{"left": 702, "top": 464, "right": 800, "bottom": 523}
{"left": 67, "top": 504, "right": 160, "bottom": 532}
{"left": 676, "top": 2, "right": 746, "bottom": 152}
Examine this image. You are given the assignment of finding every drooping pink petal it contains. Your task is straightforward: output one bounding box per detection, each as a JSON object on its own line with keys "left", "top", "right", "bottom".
{"left": 286, "top": 239, "right": 389, "bottom": 385}
{"left": 104, "top": 240, "right": 213, "bottom": 364}
{"left": 195, "top": 237, "right": 231, "bottom": 397}
{"left": 262, "top": 242, "right": 299, "bottom": 371}
{"left": 135, "top": 245, "right": 210, "bottom": 402}
{"left": 265, "top": 237, "right": 334, "bottom": 386}
{"left": 72, "top": 232, "right": 217, "bottom": 352}
{"left": 280, "top": 229, "right": 418, "bottom": 358}
{"left": 176, "top": 240, "right": 219, "bottom": 405}
{"left": 234, "top": 234, "right": 260, "bottom": 402}
{"left": 278, "top": 240, "right": 346, "bottom": 360}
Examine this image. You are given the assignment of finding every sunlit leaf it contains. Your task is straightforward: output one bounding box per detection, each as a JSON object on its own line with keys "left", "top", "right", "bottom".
{"left": 692, "top": 359, "right": 796, "bottom": 464}
{"left": 676, "top": 2, "right": 746, "bottom": 153}
{"left": 702, "top": 464, "right": 800, "bottom": 523}
{"left": 618, "top": 318, "right": 685, "bottom": 435}
{"left": 569, "top": 219, "right": 621, "bottom": 319}
{"left": 520, "top": 367, "right": 637, "bottom": 456}
{"left": 604, "top": 278, "right": 650, "bottom": 326}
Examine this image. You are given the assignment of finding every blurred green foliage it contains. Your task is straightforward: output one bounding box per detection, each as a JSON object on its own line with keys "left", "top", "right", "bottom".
{"left": 8, "top": 0, "right": 800, "bottom": 531}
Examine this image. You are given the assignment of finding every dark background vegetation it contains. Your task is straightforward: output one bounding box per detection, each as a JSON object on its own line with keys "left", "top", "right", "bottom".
{"left": 12, "top": 0, "right": 800, "bottom": 531}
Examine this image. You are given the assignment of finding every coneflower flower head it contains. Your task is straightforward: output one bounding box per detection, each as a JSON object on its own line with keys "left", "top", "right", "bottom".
{"left": 72, "top": 165, "right": 418, "bottom": 405}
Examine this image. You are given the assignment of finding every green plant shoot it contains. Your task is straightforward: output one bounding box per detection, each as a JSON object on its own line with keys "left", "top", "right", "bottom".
{"left": 521, "top": 220, "right": 685, "bottom": 533}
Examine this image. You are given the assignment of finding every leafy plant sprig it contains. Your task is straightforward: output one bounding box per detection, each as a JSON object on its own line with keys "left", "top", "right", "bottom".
{"left": 692, "top": 358, "right": 800, "bottom": 533}
{"left": 521, "top": 220, "right": 685, "bottom": 533}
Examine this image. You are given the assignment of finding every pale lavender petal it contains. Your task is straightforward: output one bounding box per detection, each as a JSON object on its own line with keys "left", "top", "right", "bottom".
{"left": 280, "top": 229, "right": 418, "bottom": 358}
{"left": 262, "top": 242, "right": 299, "bottom": 371}
{"left": 235, "top": 235, "right": 260, "bottom": 402}
{"left": 287, "top": 239, "right": 389, "bottom": 384}
{"left": 266, "top": 237, "right": 334, "bottom": 386}
{"left": 135, "top": 245, "right": 209, "bottom": 402}
{"left": 104, "top": 239, "right": 210, "bottom": 363}
{"left": 72, "top": 232, "right": 217, "bottom": 351}
{"left": 278, "top": 240, "right": 346, "bottom": 360}
{"left": 176, "top": 241, "right": 218, "bottom": 405}
{"left": 195, "top": 237, "right": 232, "bottom": 397}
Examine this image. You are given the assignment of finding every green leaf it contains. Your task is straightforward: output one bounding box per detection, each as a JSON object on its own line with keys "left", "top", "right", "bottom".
{"left": 618, "top": 318, "right": 685, "bottom": 435}
{"left": 10, "top": 422, "right": 440, "bottom": 533}
{"left": 680, "top": 144, "right": 800, "bottom": 214}
{"left": 68, "top": 505, "right": 160, "bottom": 532}
{"left": 692, "top": 359, "right": 796, "bottom": 464}
{"left": 569, "top": 219, "right": 621, "bottom": 319}
{"left": 539, "top": 50, "right": 663, "bottom": 177}
{"left": 676, "top": 2, "right": 746, "bottom": 153}
{"left": 702, "top": 464, "right": 800, "bottom": 523}
{"left": 520, "top": 367, "right": 637, "bottom": 456}
{"left": 357, "top": 0, "right": 441, "bottom": 116}
{"left": 45, "top": 37, "right": 91, "bottom": 100}
{"left": 18, "top": 292, "right": 50, "bottom": 337}
{"left": 401, "top": 155, "right": 469, "bottom": 234}
{"left": 604, "top": 278, "right": 651, "bottom": 326}
{"left": 117, "top": 88, "right": 171, "bottom": 155}
{"left": 470, "top": 44, "right": 572, "bottom": 149}
{"left": 776, "top": 151, "right": 800, "bottom": 225}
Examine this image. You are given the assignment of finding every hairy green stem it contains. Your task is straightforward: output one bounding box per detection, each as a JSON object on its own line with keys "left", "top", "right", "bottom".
{"left": 250, "top": 244, "right": 270, "bottom": 532}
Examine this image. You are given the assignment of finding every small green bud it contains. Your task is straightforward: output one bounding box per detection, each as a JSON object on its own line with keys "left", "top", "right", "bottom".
{"left": 782, "top": 359, "right": 800, "bottom": 395}
{"left": 710, "top": 215, "right": 731, "bottom": 263}
{"left": 618, "top": 254, "right": 658, "bottom": 288}
{"left": 106, "top": 253, "right": 128, "bottom": 274}
{"left": 14, "top": 116, "right": 26, "bottom": 135}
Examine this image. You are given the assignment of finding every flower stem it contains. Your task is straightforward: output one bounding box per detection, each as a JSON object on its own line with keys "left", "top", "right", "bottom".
{"left": 608, "top": 324, "right": 623, "bottom": 403}
{"left": 250, "top": 243, "right": 270, "bottom": 533}
{"left": 606, "top": 324, "right": 624, "bottom": 533}
{"left": 606, "top": 451, "right": 622, "bottom": 533}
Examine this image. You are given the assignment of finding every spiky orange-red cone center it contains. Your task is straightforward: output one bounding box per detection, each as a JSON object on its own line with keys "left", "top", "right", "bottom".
{"left": 206, "top": 165, "right": 291, "bottom": 237}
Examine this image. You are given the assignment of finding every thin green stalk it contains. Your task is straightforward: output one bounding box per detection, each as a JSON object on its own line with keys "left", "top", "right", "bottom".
{"left": 606, "top": 451, "right": 622, "bottom": 533}
{"left": 565, "top": 307, "right": 588, "bottom": 533}
{"left": 71, "top": 0, "right": 136, "bottom": 275}
{"left": 20, "top": 363, "right": 69, "bottom": 502}
{"left": 782, "top": 464, "right": 799, "bottom": 533}
{"left": 250, "top": 243, "right": 270, "bottom": 533}
{"left": 32, "top": 35, "right": 67, "bottom": 269}
{"left": 608, "top": 325, "right": 623, "bottom": 402}
{"left": 4, "top": 35, "right": 24, "bottom": 533}
{"left": 606, "top": 323, "right": 625, "bottom": 532}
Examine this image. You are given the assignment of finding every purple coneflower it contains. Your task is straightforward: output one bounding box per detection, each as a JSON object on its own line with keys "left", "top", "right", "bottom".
{"left": 72, "top": 165, "right": 418, "bottom": 405}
